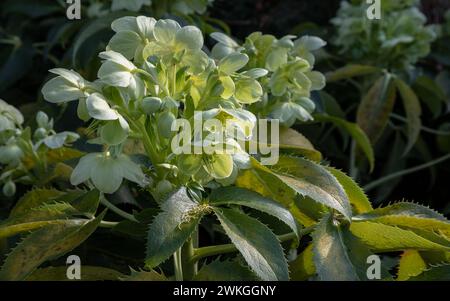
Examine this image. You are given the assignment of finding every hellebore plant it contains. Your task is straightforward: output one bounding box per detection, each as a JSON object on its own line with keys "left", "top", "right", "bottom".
{"left": 0, "top": 100, "right": 79, "bottom": 197}
{"left": 210, "top": 31, "right": 327, "bottom": 127}
{"left": 325, "top": 0, "right": 449, "bottom": 180}
{"left": 0, "top": 16, "right": 449, "bottom": 281}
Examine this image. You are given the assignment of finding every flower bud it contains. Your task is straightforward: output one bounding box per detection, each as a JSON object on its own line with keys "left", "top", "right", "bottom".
{"left": 2, "top": 180, "right": 16, "bottom": 197}
{"left": 155, "top": 179, "right": 174, "bottom": 197}
{"left": 36, "top": 111, "right": 49, "bottom": 128}
{"left": 141, "top": 97, "right": 162, "bottom": 114}
{"left": 157, "top": 111, "right": 176, "bottom": 139}
{"left": 34, "top": 127, "right": 48, "bottom": 140}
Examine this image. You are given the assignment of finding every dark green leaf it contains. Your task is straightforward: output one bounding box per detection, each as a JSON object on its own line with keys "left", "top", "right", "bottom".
{"left": 272, "top": 156, "right": 352, "bottom": 220}
{"left": 145, "top": 187, "right": 204, "bottom": 268}
{"left": 313, "top": 214, "right": 390, "bottom": 280}
{"left": 0, "top": 210, "right": 106, "bottom": 280}
{"left": 25, "top": 266, "right": 123, "bottom": 281}
{"left": 194, "top": 259, "right": 258, "bottom": 281}
{"left": 209, "top": 187, "right": 299, "bottom": 237}
{"left": 408, "top": 264, "right": 450, "bottom": 281}
{"left": 214, "top": 208, "right": 289, "bottom": 281}
{"left": 357, "top": 74, "right": 396, "bottom": 144}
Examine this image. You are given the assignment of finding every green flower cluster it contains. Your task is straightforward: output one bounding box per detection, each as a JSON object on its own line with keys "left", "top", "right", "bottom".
{"left": 42, "top": 16, "right": 259, "bottom": 195}
{"left": 331, "top": 0, "right": 436, "bottom": 70}
{"left": 210, "top": 31, "right": 326, "bottom": 127}
{"left": 0, "top": 100, "right": 78, "bottom": 196}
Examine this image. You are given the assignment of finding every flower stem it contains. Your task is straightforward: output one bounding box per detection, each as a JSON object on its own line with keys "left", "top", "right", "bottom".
{"left": 100, "top": 195, "right": 137, "bottom": 222}
{"left": 173, "top": 248, "right": 184, "bottom": 281}
{"left": 363, "top": 153, "right": 450, "bottom": 192}
{"left": 181, "top": 235, "right": 197, "bottom": 280}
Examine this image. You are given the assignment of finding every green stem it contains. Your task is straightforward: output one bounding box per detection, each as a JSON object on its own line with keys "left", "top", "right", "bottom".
{"left": 190, "top": 227, "right": 314, "bottom": 264}
{"left": 173, "top": 249, "right": 184, "bottom": 281}
{"left": 99, "top": 220, "right": 119, "bottom": 228}
{"left": 128, "top": 117, "right": 161, "bottom": 164}
{"left": 390, "top": 113, "right": 450, "bottom": 136}
{"left": 100, "top": 195, "right": 137, "bottom": 222}
{"left": 363, "top": 153, "right": 450, "bottom": 192}
{"left": 181, "top": 235, "right": 197, "bottom": 280}
{"left": 349, "top": 140, "right": 359, "bottom": 179}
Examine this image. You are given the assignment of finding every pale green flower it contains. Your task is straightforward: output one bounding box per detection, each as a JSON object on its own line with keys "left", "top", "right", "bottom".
{"left": 71, "top": 152, "right": 147, "bottom": 193}
{"left": 0, "top": 99, "right": 23, "bottom": 131}
{"left": 108, "top": 16, "right": 156, "bottom": 61}
{"left": 210, "top": 32, "right": 242, "bottom": 60}
{"left": 97, "top": 51, "right": 140, "bottom": 88}
{"left": 35, "top": 132, "right": 79, "bottom": 150}
{"left": 142, "top": 19, "right": 208, "bottom": 73}
{"left": 86, "top": 93, "right": 130, "bottom": 145}
{"left": 293, "top": 36, "right": 327, "bottom": 66}
{"left": 0, "top": 142, "right": 24, "bottom": 166}
{"left": 41, "top": 68, "right": 89, "bottom": 103}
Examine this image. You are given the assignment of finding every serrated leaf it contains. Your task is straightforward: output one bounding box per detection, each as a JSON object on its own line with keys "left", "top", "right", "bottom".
{"left": 272, "top": 156, "right": 352, "bottom": 220}
{"left": 213, "top": 208, "right": 289, "bottom": 281}
{"left": 113, "top": 208, "right": 158, "bottom": 240}
{"left": 235, "top": 158, "right": 298, "bottom": 208}
{"left": 350, "top": 221, "right": 450, "bottom": 252}
{"left": 10, "top": 188, "right": 65, "bottom": 217}
{"left": 3, "top": 190, "right": 101, "bottom": 239}
{"left": 25, "top": 266, "right": 123, "bottom": 281}
{"left": 145, "top": 187, "right": 203, "bottom": 268}
{"left": 326, "top": 64, "right": 381, "bottom": 82}
{"left": 194, "top": 259, "right": 258, "bottom": 281}
{"left": 234, "top": 159, "right": 318, "bottom": 226}
{"left": 407, "top": 264, "right": 450, "bottom": 281}
{"left": 0, "top": 210, "right": 106, "bottom": 280}
{"left": 355, "top": 202, "right": 447, "bottom": 221}
{"left": 395, "top": 78, "right": 422, "bottom": 154}
{"left": 314, "top": 114, "right": 375, "bottom": 171}
{"left": 121, "top": 269, "right": 167, "bottom": 281}
{"left": 289, "top": 244, "right": 316, "bottom": 280}
{"left": 312, "top": 214, "right": 389, "bottom": 280}
{"left": 22, "top": 147, "right": 84, "bottom": 170}
{"left": 397, "top": 250, "right": 427, "bottom": 281}
{"left": 353, "top": 202, "right": 450, "bottom": 237}
{"left": 0, "top": 202, "right": 79, "bottom": 239}
{"left": 357, "top": 74, "right": 397, "bottom": 144}
{"left": 326, "top": 167, "right": 372, "bottom": 214}
{"left": 235, "top": 156, "right": 352, "bottom": 224}
{"left": 209, "top": 187, "right": 299, "bottom": 238}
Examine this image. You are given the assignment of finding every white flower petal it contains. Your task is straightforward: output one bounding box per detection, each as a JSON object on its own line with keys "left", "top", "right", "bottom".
{"left": 91, "top": 156, "right": 124, "bottom": 193}
{"left": 70, "top": 153, "right": 98, "bottom": 186}
{"left": 86, "top": 93, "right": 119, "bottom": 120}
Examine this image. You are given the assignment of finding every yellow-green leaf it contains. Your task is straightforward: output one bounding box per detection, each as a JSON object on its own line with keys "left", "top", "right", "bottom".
{"left": 25, "top": 266, "right": 123, "bottom": 281}
{"left": 326, "top": 167, "right": 372, "bottom": 214}
{"left": 326, "top": 64, "right": 381, "bottom": 82}
{"left": 397, "top": 250, "right": 427, "bottom": 281}
{"left": 350, "top": 221, "right": 450, "bottom": 252}
{"left": 0, "top": 210, "right": 106, "bottom": 280}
